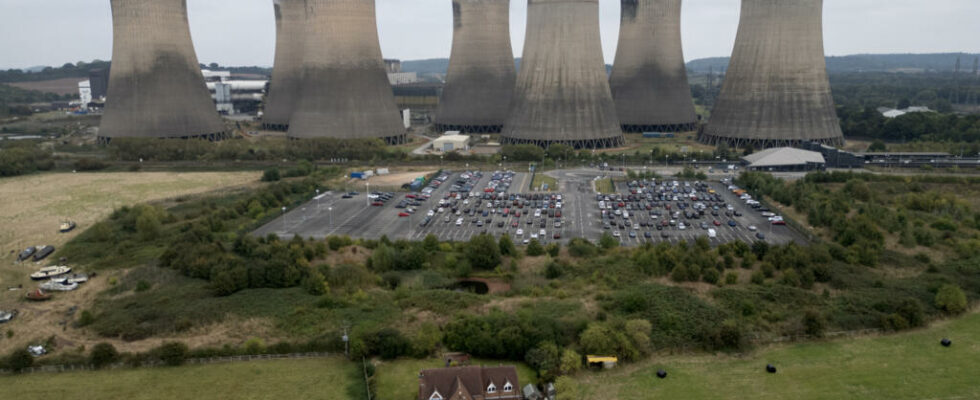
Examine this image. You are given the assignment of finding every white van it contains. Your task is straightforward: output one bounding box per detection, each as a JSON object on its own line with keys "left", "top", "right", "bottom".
{"left": 708, "top": 229, "right": 717, "bottom": 239}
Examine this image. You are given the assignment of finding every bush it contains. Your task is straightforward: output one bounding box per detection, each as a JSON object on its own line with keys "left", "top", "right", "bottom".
{"left": 526, "top": 239, "right": 545, "bottom": 256}
{"left": 89, "top": 343, "right": 119, "bottom": 369}
{"left": 261, "top": 168, "right": 281, "bottom": 182}
{"left": 154, "top": 342, "right": 189, "bottom": 366}
{"left": 568, "top": 238, "right": 597, "bottom": 258}
{"left": 466, "top": 234, "right": 501, "bottom": 270}
{"left": 725, "top": 272, "right": 739, "bottom": 285}
{"left": 74, "top": 158, "right": 109, "bottom": 171}
{"left": 545, "top": 261, "right": 564, "bottom": 279}
{"left": 802, "top": 310, "right": 825, "bottom": 337}
{"left": 4, "top": 348, "right": 34, "bottom": 372}
{"left": 935, "top": 284, "right": 968, "bottom": 314}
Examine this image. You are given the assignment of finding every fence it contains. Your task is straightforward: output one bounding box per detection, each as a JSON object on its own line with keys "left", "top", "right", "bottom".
{"left": 0, "top": 351, "right": 331, "bottom": 376}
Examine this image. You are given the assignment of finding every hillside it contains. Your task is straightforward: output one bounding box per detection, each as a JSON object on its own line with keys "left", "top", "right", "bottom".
{"left": 686, "top": 53, "right": 980, "bottom": 74}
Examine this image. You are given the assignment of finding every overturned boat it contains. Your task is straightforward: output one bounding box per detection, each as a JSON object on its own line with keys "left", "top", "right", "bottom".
{"left": 31, "top": 266, "right": 71, "bottom": 281}
{"left": 33, "top": 245, "right": 55, "bottom": 262}
{"left": 17, "top": 246, "right": 37, "bottom": 262}
{"left": 40, "top": 279, "right": 78, "bottom": 292}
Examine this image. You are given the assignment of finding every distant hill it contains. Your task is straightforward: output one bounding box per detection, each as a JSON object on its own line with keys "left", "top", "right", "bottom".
{"left": 686, "top": 53, "right": 980, "bottom": 74}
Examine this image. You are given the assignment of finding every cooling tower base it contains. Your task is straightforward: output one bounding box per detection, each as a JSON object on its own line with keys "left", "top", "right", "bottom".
{"left": 501, "top": 135, "right": 625, "bottom": 150}
{"left": 97, "top": 131, "right": 231, "bottom": 145}
{"left": 697, "top": 130, "right": 845, "bottom": 149}
{"left": 622, "top": 122, "right": 698, "bottom": 134}
{"left": 433, "top": 124, "right": 503, "bottom": 134}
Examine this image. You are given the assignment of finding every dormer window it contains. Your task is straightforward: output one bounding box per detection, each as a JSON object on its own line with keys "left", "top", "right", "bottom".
{"left": 487, "top": 383, "right": 497, "bottom": 393}
{"left": 503, "top": 381, "right": 513, "bottom": 392}
{"left": 429, "top": 390, "right": 443, "bottom": 400}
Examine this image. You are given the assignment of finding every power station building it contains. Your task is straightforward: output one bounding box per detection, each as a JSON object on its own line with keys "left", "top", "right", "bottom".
{"left": 262, "top": 0, "right": 307, "bottom": 131}
{"left": 609, "top": 0, "right": 698, "bottom": 133}
{"left": 434, "top": 0, "right": 517, "bottom": 134}
{"left": 502, "top": 0, "right": 625, "bottom": 149}
{"left": 700, "top": 0, "right": 844, "bottom": 148}
{"left": 99, "top": 0, "right": 226, "bottom": 142}
{"left": 287, "top": 0, "right": 406, "bottom": 144}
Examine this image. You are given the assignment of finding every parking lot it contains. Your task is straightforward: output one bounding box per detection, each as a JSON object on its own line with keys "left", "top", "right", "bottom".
{"left": 254, "top": 168, "right": 805, "bottom": 247}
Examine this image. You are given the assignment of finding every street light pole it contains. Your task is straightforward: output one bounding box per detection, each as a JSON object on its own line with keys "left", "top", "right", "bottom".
{"left": 281, "top": 206, "right": 287, "bottom": 233}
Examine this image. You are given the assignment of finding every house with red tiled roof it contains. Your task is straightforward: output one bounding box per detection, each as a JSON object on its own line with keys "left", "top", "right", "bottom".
{"left": 418, "top": 365, "right": 521, "bottom": 400}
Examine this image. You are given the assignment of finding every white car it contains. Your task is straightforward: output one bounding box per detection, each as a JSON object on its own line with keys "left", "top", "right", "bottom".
{"left": 523, "top": 239, "right": 530, "bottom": 245}
{"left": 531, "top": 233, "right": 539, "bottom": 240}
{"left": 427, "top": 210, "right": 436, "bottom": 217}
{"left": 539, "top": 229, "right": 547, "bottom": 236}
{"left": 613, "top": 231, "right": 621, "bottom": 237}
{"left": 516, "top": 229, "right": 524, "bottom": 236}
{"left": 678, "top": 223, "right": 687, "bottom": 230}
{"left": 456, "top": 218, "right": 463, "bottom": 226}
{"left": 748, "top": 225, "right": 758, "bottom": 232}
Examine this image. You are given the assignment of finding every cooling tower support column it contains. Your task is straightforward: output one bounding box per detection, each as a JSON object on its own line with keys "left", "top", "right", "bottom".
{"left": 699, "top": 0, "right": 844, "bottom": 149}
{"left": 99, "top": 0, "right": 227, "bottom": 142}
{"left": 434, "top": 0, "right": 517, "bottom": 134}
{"left": 287, "top": 0, "right": 406, "bottom": 144}
{"left": 609, "top": 0, "right": 698, "bottom": 134}
{"left": 263, "top": 0, "right": 308, "bottom": 131}
{"left": 502, "top": 0, "right": 625, "bottom": 150}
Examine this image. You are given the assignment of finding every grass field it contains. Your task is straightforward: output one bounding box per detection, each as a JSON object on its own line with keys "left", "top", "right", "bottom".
{"left": 569, "top": 311, "right": 980, "bottom": 400}
{"left": 0, "top": 357, "right": 365, "bottom": 400}
{"left": 532, "top": 174, "right": 558, "bottom": 191}
{"left": 0, "top": 171, "right": 261, "bottom": 354}
{"left": 595, "top": 178, "right": 615, "bottom": 194}
{"left": 373, "top": 358, "right": 538, "bottom": 400}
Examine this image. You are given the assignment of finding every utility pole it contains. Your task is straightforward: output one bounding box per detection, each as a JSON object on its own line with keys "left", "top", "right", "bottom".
{"left": 342, "top": 325, "right": 350, "bottom": 359}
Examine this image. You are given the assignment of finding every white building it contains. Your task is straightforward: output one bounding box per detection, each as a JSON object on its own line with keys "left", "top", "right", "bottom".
{"left": 77, "top": 80, "right": 92, "bottom": 107}
{"left": 388, "top": 72, "right": 420, "bottom": 85}
{"left": 432, "top": 133, "right": 471, "bottom": 152}
{"left": 742, "top": 147, "right": 826, "bottom": 171}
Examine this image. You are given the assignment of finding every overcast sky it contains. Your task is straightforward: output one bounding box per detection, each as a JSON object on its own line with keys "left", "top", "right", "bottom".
{"left": 1, "top": 0, "right": 979, "bottom": 70}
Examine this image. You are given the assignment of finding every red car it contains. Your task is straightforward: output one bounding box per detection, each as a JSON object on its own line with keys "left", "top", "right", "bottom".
{"left": 372, "top": 202, "right": 384, "bottom": 207}
{"left": 772, "top": 220, "right": 786, "bottom": 225}
{"left": 553, "top": 232, "right": 562, "bottom": 239}
{"left": 555, "top": 211, "right": 562, "bottom": 218}
{"left": 713, "top": 220, "right": 722, "bottom": 226}
{"left": 398, "top": 212, "right": 410, "bottom": 217}
{"left": 512, "top": 222, "right": 519, "bottom": 228}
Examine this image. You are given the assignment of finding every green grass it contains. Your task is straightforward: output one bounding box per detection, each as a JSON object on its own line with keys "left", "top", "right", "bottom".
{"left": 571, "top": 311, "right": 980, "bottom": 400}
{"left": 374, "top": 358, "right": 538, "bottom": 400}
{"left": 595, "top": 178, "right": 615, "bottom": 194}
{"left": 0, "top": 357, "right": 364, "bottom": 400}
{"left": 532, "top": 174, "right": 558, "bottom": 191}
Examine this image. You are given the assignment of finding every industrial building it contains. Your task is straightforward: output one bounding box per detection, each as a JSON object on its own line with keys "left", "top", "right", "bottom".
{"left": 799, "top": 141, "right": 864, "bottom": 168}
{"left": 287, "top": 0, "right": 406, "bottom": 144}
{"left": 609, "top": 0, "right": 698, "bottom": 133}
{"left": 502, "top": 0, "right": 625, "bottom": 149}
{"left": 263, "top": 0, "right": 307, "bottom": 131}
{"left": 434, "top": 0, "right": 517, "bottom": 134}
{"left": 742, "top": 147, "right": 826, "bottom": 171}
{"left": 99, "top": 0, "right": 227, "bottom": 142}
{"left": 700, "top": 0, "right": 844, "bottom": 149}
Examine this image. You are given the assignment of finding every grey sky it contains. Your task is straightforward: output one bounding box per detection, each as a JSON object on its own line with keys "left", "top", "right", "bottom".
{"left": 1, "top": 0, "right": 979, "bottom": 70}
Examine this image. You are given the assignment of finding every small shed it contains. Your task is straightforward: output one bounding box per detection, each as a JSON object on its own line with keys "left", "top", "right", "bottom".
{"left": 586, "top": 355, "right": 619, "bottom": 369}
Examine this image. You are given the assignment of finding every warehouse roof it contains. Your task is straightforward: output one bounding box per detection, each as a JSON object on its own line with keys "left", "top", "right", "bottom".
{"left": 743, "top": 147, "right": 825, "bottom": 168}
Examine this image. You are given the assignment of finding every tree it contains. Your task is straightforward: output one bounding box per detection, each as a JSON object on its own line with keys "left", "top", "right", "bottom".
{"left": 579, "top": 324, "right": 618, "bottom": 356}
{"left": 935, "top": 284, "right": 968, "bottom": 314}
{"left": 261, "top": 168, "right": 281, "bottom": 182}
{"left": 89, "top": 343, "right": 120, "bottom": 369}
{"left": 559, "top": 349, "right": 582, "bottom": 375}
{"left": 498, "top": 235, "right": 516, "bottom": 257}
{"left": 423, "top": 234, "right": 440, "bottom": 252}
{"left": 466, "top": 234, "right": 501, "bottom": 270}
{"left": 599, "top": 233, "right": 618, "bottom": 251}
{"left": 302, "top": 269, "right": 329, "bottom": 295}
{"left": 624, "top": 320, "right": 652, "bottom": 355}
{"left": 368, "top": 243, "right": 397, "bottom": 272}
{"left": 546, "top": 243, "right": 561, "bottom": 257}
{"left": 526, "top": 239, "right": 545, "bottom": 256}
{"left": 867, "top": 140, "right": 887, "bottom": 152}
{"left": 525, "top": 342, "right": 561, "bottom": 381}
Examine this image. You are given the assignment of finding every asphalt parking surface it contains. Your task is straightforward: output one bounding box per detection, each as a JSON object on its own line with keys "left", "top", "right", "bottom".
{"left": 254, "top": 169, "right": 807, "bottom": 247}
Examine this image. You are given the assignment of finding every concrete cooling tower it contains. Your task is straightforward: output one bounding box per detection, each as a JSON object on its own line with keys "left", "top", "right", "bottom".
{"left": 262, "top": 0, "right": 307, "bottom": 131}
{"left": 700, "top": 0, "right": 844, "bottom": 148}
{"left": 287, "top": 0, "right": 405, "bottom": 144}
{"left": 502, "top": 0, "right": 624, "bottom": 149}
{"left": 434, "top": 0, "right": 517, "bottom": 134}
{"left": 99, "top": 0, "right": 226, "bottom": 142}
{"left": 609, "top": 0, "right": 697, "bottom": 133}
